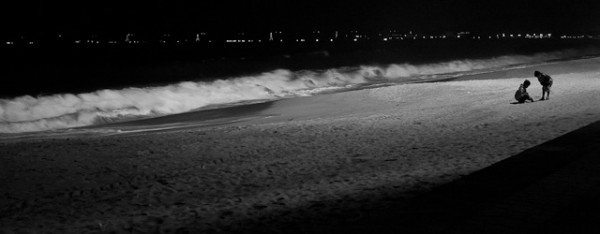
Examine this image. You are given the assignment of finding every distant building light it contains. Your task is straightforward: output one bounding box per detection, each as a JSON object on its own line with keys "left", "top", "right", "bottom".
{"left": 125, "top": 33, "right": 133, "bottom": 43}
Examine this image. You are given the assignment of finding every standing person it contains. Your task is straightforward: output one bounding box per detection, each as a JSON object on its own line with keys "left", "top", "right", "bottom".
{"left": 515, "top": 80, "right": 534, "bottom": 103}
{"left": 534, "top": 70, "right": 553, "bottom": 100}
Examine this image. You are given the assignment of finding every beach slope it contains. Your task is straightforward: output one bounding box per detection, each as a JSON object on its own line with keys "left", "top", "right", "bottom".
{"left": 1, "top": 57, "right": 600, "bottom": 233}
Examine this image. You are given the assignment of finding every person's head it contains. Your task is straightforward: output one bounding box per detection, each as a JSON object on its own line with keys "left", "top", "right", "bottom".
{"left": 523, "top": 79, "right": 531, "bottom": 87}
{"left": 534, "top": 71, "right": 541, "bottom": 77}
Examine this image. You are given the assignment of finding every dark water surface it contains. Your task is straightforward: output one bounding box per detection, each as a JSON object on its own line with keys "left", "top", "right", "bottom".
{"left": 2, "top": 39, "right": 598, "bottom": 98}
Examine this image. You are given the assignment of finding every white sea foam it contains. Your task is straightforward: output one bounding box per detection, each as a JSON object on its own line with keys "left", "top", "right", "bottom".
{"left": 0, "top": 49, "right": 596, "bottom": 133}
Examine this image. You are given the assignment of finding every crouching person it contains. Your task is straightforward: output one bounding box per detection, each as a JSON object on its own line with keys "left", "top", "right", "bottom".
{"left": 515, "top": 79, "right": 534, "bottom": 103}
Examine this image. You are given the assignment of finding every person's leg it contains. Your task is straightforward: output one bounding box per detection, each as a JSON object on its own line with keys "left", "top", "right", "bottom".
{"left": 543, "top": 86, "right": 551, "bottom": 100}
{"left": 541, "top": 87, "right": 547, "bottom": 100}
{"left": 518, "top": 96, "right": 528, "bottom": 103}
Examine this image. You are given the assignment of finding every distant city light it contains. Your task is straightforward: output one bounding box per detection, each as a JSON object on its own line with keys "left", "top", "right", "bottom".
{"left": 125, "top": 33, "right": 133, "bottom": 43}
{"left": 1, "top": 29, "right": 593, "bottom": 47}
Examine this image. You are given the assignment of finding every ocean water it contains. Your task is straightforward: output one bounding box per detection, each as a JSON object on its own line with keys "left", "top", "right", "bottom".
{"left": 1, "top": 40, "right": 599, "bottom": 134}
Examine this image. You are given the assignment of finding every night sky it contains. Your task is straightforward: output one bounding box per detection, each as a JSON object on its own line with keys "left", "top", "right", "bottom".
{"left": 2, "top": 0, "right": 600, "bottom": 35}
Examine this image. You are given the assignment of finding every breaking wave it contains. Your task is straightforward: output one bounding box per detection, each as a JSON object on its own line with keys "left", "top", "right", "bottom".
{"left": 1, "top": 48, "right": 597, "bottom": 133}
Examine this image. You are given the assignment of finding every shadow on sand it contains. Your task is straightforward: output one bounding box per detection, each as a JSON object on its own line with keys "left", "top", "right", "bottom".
{"left": 199, "top": 120, "right": 600, "bottom": 234}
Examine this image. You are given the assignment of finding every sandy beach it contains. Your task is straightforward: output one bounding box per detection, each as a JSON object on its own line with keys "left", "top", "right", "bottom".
{"left": 1, "top": 57, "right": 600, "bottom": 233}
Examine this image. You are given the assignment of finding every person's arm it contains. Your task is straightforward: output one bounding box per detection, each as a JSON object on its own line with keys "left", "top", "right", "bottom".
{"left": 523, "top": 88, "right": 534, "bottom": 102}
